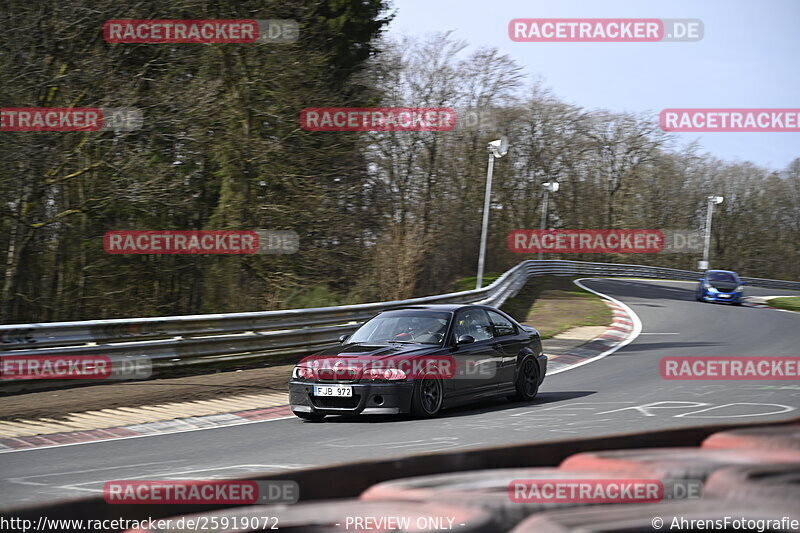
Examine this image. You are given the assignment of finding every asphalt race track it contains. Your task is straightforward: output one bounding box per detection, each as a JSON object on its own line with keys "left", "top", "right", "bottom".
{"left": 1, "top": 279, "right": 798, "bottom": 507}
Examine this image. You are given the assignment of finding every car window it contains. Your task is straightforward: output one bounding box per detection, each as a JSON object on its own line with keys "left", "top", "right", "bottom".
{"left": 708, "top": 272, "right": 737, "bottom": 282}
{"left": 453, "top": 309, "right": 493, "bottom": 341}
{"left": 348, "top": 310, "right": 451, "bottom": 345}
{"left": 487, "top": 310, "right": 516, "bottom": 337}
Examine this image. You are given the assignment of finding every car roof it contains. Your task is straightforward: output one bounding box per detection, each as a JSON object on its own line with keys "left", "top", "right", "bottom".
{"left": 385, "top": 304, "right": 491, "bottom": 312}
{"left": 707, "top": 269, "right": 738, "bottom": 275}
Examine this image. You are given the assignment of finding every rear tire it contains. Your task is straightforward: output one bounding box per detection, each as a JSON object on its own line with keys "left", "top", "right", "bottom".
{"left": 411, "top": 378, "right": 443, "bottom": 417}
{"left": 508, "top": 357, "right": 539, "bottom": 402}
{"left": 294, "top": 411, "right": 325, "bottom": 421}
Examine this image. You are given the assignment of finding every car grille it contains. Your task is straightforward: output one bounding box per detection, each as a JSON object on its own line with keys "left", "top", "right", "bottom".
{"left": 715, "top": 287, "right": 734, "bottom": 293}
{"left": 317, "top": 368, "right": 362, "bottom": 381}
{"left": 312, "top": 395, "right": 361, "bottom": 409}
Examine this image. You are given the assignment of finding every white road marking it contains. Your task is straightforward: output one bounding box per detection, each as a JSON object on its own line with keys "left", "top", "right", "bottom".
{"left": 545, "top": 278, "right": 643, "bottom": 375}
{"left": 673, "top": 402, "right": 795, "bottom": 418}
{"left": 57, "top": 464, "right": 309, "bottom": 494}
{"left": 597, "top": 401, "right": 713, "bottom": 417}
{"left": 5, "top": 460, "right": 178, "bottom": 486}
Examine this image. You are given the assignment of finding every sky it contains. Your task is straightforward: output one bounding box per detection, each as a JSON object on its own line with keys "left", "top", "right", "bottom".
{"left": 386, "top": 0, "right": 799, "bottom": 171}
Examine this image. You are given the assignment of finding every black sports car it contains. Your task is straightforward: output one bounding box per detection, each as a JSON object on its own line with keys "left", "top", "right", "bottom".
{"left": 289, "top": 304, "right": 546, "bottom": 420}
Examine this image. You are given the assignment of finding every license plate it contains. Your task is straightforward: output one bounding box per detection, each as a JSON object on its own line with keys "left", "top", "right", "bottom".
{"left": 314, "top": 385, "right": 353, "bottom": 397}
{"left": 718, "top": 294, "right": 731, "bottom": 298}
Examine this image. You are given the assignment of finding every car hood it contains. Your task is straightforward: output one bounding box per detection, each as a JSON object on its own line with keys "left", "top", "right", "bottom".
{"left": 298, "top": 343, "right": 446, "bottom": 380}
{"left": 709, "top": 280, "right": 739, "bottom": 290}
{"left": 315, "top": 342, "right": 435, "bottom": 358}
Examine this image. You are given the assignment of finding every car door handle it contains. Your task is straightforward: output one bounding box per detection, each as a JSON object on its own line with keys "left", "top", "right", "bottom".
{"left": 492, "top": 343, "right": 502, "bottom": 350}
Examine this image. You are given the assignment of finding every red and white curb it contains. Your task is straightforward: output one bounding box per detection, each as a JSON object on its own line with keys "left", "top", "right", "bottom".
{"left": 546, "top": 278, "right": 642, "bottom": 376}
{"left": 743, "top": 295, "right": 791, "bottom": 309}
{"left": 0, "top": 404, "right": 293, "bottom": 453}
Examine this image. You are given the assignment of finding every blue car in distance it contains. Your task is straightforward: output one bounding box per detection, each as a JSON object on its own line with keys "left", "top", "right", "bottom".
{"left": 696, "top": 270, "right": 745, "bottom": 305}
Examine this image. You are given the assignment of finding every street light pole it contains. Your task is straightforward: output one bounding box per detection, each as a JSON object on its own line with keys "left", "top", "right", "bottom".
{"left": 476, "top": 137, "right": 509, "bottom": 290}
{"left": 701, "top": 195, "right": 723, "bottom": 270}
{"left": 476, "top": 152, "right": 495, "bottom": 290}
{"left": 538, "top": 182, "right": 559, "bottom": 261}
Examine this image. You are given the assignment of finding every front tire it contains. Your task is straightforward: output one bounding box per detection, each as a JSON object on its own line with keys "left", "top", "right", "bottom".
{"left": 508, "top": 357, "right": 539, "bottom": 402}
{"left": 294, "top": 411, "right": 325, "bottom": 422}
{"left": 411, "top": 378, "right": 444, "bottom": 417}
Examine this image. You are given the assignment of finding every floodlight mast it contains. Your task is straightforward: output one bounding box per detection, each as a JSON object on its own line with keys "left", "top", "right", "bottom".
{"left": 538, "top": 182, "right": 559, "bottom": 261}
{"left": 701, "top": 195, "right": 724, "bottom": 270}
{"left": 476, "top": 137, "right": 509, "bottom": 290}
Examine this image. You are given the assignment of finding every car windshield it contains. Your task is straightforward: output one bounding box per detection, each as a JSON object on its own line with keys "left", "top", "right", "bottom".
{"left": 708, "top": 272, "right": 738, "bottom": 282}
{"left": 347, "top": 310, "right": 451, "bottom": 345}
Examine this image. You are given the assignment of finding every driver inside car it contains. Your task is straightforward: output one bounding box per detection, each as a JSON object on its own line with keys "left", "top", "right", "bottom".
{"left": 455, "top": 311, "right": 491, "bottom": 341}
{"left": 394, "top": 317, "right": 447, "bottom": 343}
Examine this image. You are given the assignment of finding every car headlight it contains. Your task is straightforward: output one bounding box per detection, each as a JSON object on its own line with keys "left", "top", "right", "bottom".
{"left": 736, "top": 285, "right": 744, "bottom": 292}
{"left": 363, "top": 368, "right": 407, "bottom": 381}
{"left": 292, "top": 366, "right": 316, "bottom": 380}
{"left": 703, "top": 282, "right": 714, "bottom": 290}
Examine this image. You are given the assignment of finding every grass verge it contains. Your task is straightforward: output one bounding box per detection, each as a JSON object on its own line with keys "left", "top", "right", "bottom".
{"left": 769, "top": 296, "right": 800, "bottom": 312}
{"left": 453, "top": 275, "right": 613, "bottom": 338}
{"left": 491, "top": 275, "right": 613, "bottom": 339}
{"left": 453, "top": 275, "right": 501, "bottom": 291}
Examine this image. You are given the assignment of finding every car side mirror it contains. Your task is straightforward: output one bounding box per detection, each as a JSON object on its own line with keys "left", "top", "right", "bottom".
{"left": 338, "top": 334, "right": 350, "bottom": 344}
{"left": 456, "top": 334, "right": 475, "bottom": 345}
{"left": 697, "top": 278, "right": 704, "bottom": 282}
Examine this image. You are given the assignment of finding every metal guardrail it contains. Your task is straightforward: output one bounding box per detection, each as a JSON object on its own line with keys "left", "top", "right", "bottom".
{"left": 1, "top": 260, "right": 798, "bottom": 382}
